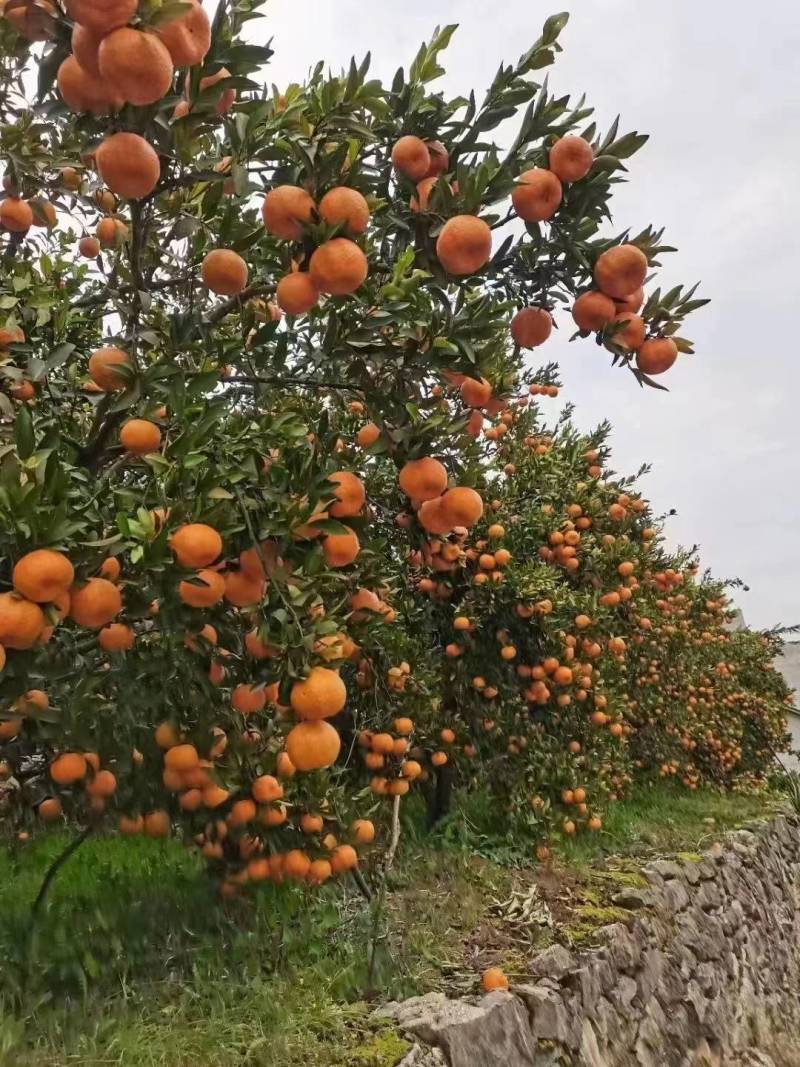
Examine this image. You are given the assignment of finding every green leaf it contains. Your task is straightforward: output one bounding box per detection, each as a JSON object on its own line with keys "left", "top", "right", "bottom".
{"left": 13, "top": 404, "right": 35, "bottom": 460}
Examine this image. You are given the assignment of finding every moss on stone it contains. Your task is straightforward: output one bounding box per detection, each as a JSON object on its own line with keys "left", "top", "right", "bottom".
{"left": 347, "top": 1029, "right": 411, "bottom": 1066}
{"left": 675, "top": 851, "right": 702, "bottom": 863}
{"left": 564, "top": 903, "right": 630, "bottom": 945}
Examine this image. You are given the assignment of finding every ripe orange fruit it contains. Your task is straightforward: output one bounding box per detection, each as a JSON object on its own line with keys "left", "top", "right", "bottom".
{"left": 594, "top": 244, "right": 648, "bottom": 300}
{"left": 391, "top": 135, "right": 430, "bottom": 181}
{"left": 331, "top": 844, "right": 358, "bottom": 873}
{"left": 276, "top": 272, "right": 319, "bottom": 315}
{"left": 511, "top": 168, "right": 562, "bottom": 222}
{"left": 71, "top": 23, "right": 103, "bottom": 75}
{"left": 155, "top": 0, "right": 210, "bottom": 66}
{"left": 572, "top": 291, "right": 616, "bottom": 332}
{"left": 323, "top": 528, "right": 360, "bottom": 567}
{"left": 318, "top": 187, "right": 370, "bottom": 234}
{"left": 511, "top": 307, "right": 552, "bottom": 349}
{"left": 38, "top": 797, "right": 63, "bottom": 821}
{"left": 425, "top": 140, "right": 449, "bottom": 176}
{"left": 615, "top": 287, "right": 644, "bottom": 313}
{"left": 232, "top": 684, "right": 267, "bottom": 715}
{"left": 440, "top": 487, "right": 483, "bottom": 528}
{"left": 351, "top": 819, "right": 375, "bottom": 844}
{"left": 276, "top": 751, "right": 296, "bottom": 777}
{"left": 436, "top": 215, "right": 492, "bottom": 275}
{"left": 98, "top": 27, "right": 174, "bottom": 106}
{"left": 284, "top": 849, "right": 311, "bottom": 880}
{"left": 0, "top": 197, "right": 33, "bottom": 231}
{"left": 155, "top": 721, "right": 181, "bottom": 749}
{"left": 252, "top": 774, "right": 283, "bottom": 803}
{"left": 143, "top": 810, "right": 171, "bottom": 838}
{"left": 0, "top": 591, "right": 45, "bottom": 649}
{"left": 79, "top": 235, "right": 101, "bottom": 258}
{"left": 57, "top": 56, "right": 121, "bottom": 116}
{"left": 290, "top": 666, "right": 347, "bottom": 721}
{"left": 460, "top": 376, "right": 492, "bottom": 408}
{"left": 65, "top": 0, "right": 136, "bottom": 34}
{"left": 5, "top": 0, "right": 57, "bottom": 40}
{"left": 69, "top": 578, "right": 122, "bottom": 628}
{"left": 202, "top": 248, "right": 248, "bottom": 295}
{"left": 86, "top": 769, "right": 117, "bottom": 797}
{"left": 170, "top": 523, "right": 222, "bottom": 568}
{"left": 119, "top": 813, "right": 144, "bottom": 835}
{"left": 410, "top": 175, "right": 446, "bottom": 213}
{"left": 328, "top": 471, "right": 365, "bottom": 518}
{"left": 244, "top": 629, "right": 278, "bottom": 659}
{"left": 285, "top": 720, "right": 341, "bottom": 771}
{"left": 223, "top": 568, "right": 265, "bottom": 607}
{"left": 120, "top": 418, "right": 161, "bottom": 455}
{"left": 261, "top": 185, "right": 315, "bottom": 240}
{"left": 196, "top": 67, "right": 235, "bottom": 114}
{"left": 418, "top": 497, "right": 452, "bottom": 535}
{"left": 399, "top": 457, "right": 447, "bottom": 502}
{"left": 88, "top": 346, "right": 131, "bottom": 391}
{"left": 98, "top": 622, "right": 134, "bottom": 651}
{"left": 309, "top": 238, "right": 368, "bottom": 296}
{"left": 96, "top": 132, "right": 160, "bottom": 199}
{"left": 307, "top": 858, "right": 333, "bottom": 885}
{"left": 356, "top": 422, "right": 380, "bottom": 448}
{"left": 611, "top": 312, "right": 646, "bottom": 351}
{"left": 96, "top": 216, "right": 127, "bottom": 248}
{"left": 50, "top": 752, "right": 87, "bottom": 785}
{"left": 228, "top": 798, "right": 257, "bottom": 827}
{"left": 549, "top": 136, "right": 594, "bottom": 182}
{"left": 178, "top": 568, "right": 225, "bottom": 607}
{"left": 636, "top": 338, "right": 678, "bottom": 376}
{"left": 481, "top": 967, "right": 509, "bottom": 992}
{"left": 13, "top": 549, "right": 74, "bottom": 603}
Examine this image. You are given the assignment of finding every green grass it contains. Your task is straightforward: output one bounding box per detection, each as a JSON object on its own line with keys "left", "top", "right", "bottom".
{"left": 0, "top": 783, "right": 783, "bottom": 1066}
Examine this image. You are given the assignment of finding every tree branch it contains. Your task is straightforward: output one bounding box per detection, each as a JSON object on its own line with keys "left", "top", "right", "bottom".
{"left": 205, "top": 282, "right": 272, "bottom": 324}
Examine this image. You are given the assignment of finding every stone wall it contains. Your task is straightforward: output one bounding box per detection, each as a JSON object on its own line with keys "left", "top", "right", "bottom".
{"left": 381, "top": 814, "right": 800, "bottom": 1067}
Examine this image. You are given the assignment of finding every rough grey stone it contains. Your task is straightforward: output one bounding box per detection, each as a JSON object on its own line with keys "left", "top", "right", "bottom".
{"left": 637, "top": 948, "right": 665, "bottom": 1002}
{"left": 397, "top": 1045, "right": 448, "bottom": 1067}
{"left": 578, "top": 1020, "right": 606, "bottom": 1067}
{"left": 695, "top": 879, "right": 724, "bottom": 911}
{"left": 613, "top": 887, "right": 652, "bottom": 910}
{"left": 530, "top": 942, "right": 576, "bottom": 981}
{"left": 663, "top": 877, "right": 691, "bottom": 914}
{"left": 517, "top": 984, "right": 571, "bottom": 1047}
{"left": 602, "top": 923, "right": 639, "bottom": 972}
{"left": 647, "top": 859, "right": 685, "bottom": 880}
{"left": 612, "top": 974, "right": 639, "bottom": 1014}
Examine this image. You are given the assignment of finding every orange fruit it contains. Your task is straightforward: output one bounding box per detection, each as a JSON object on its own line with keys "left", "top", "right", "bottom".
{"left": 460, "top": 377, "right": 492, "bottom": 408}
{"left": 355, "top": 422, "right": 380, "bottom": 448}
{"left": 56, "top": 55, "right": 121, "bottom": 116}
{"left": 98, "top": 27, "right": 174, "bottom": 106}
{"left": 417, "top": 497, "right": 452, "bottom": 535}
{"left": 79, "top": 235, "right": 100, "bottom": 258}
{"left": 351, "top": 819, "right": 376, "bottom": 844}
{"left": 170, "top": 524, "right": 222, "bottom": 568}
{"left": 323, "top": 528, "right": 360, "bottom": 567}
{"left": 511, "top": 168, "right": 562, "bottom": 222}
{"left": 276, "top": 272, "right": 319, "bottom": 315}
{"left": 285, "top": 720, "right": 341, "bottom": 771}
{"left": 227, "top": 798, "right": 256, "bottom": 827}
{"left": 398, "top": 457, "right": 447, "bottom": 502}
{"left": 615, "top": 287, "right": 644, "bottom": 313}
{"left": 13, "top": 549, "right": 74, "bottom": 603}
{"left": 232, "top": 684, "right": 267, "bottom": 715}
{"left": 96, "top": 132, "right": 160, "bottom": 199}
{"left": 309, "top": 238, "right": 368, "bottom": 296}
{"left": 391, "top": 135, "right": 430, "bottom": 180}
{"left": 69, "top": 578, "right": 122, "bottom": 628}
{"left": 88, "top": 346, "right": 131, "bottom": 391}
{"left": 549, "top": 136, "right": 594, "bottom": 182}
{"left": 96, "top": 216, "right": 127, "bottom": 248}
{"left": 98, "top": 622, "right": 134, "bottom": 651}
{"left": 119, "top": 813, "right": 144, "bottom": 835}
{"left": 120, "top": 418, "right": 161, "bottom": 455}
{"left": 610, "top": 312, "right": 646, "bottom": 351}
{"left": 251, "top": 774, "right": 283, "bottom": 803}
{"left": 511, "top": 307, "right": 552, "bottom": 348}
{"left": 178, "top": 568, "right": 225, "bottom": 607}
{"left": 4, "top": 0, "right": 57, "bottom": 40}
{"left": 410, "top": 175, "right": 446, "bottom": 213}
{"left": 290, "top": 666, "right": 347, "bottom": 721}
{"left": 436, "top": 215, "right": 492, "bottom": 275}
{"left": 636, "top": 338, "right": 678, "bottom": 376}
{"left": 196, "top": 67, "right": 235, "bottom": 114}
{"left": 244, "top": 629, "right": 278, "bottom": 659}
{"left": 276, "top": 751, "right": 296, "bottom": 777}
{"left": 330, "top": 844, "right": 358, "bottom": 873}
{"left": 440, "top": 487, "right": 483, "bottom": 528}
{"left": 328, "top": 471, "right": 365, "bottom": 518}
{"left": 481, "top": 967, "right": 509, "bottom": 992}
{"left": 202, "top": 249, "right": 248, "bottom": 295}
{"left": 0, "top": 197, "right": 33, "bottom": 231}
{"left": 284, "top": 849, "right": 311, "bottom": 880}
{"left": 50, "top": 752, "right": 87, "bottom": 785}
{"left": 307, "top": 858, "right": 333, "bottom": 885}
{"left": 38, "top": 797, "right": 63, "bottom": 821}
{"left": 572, "top": 291, "right": 616, "bottom": 332}
{"left": 64, "top": 0, "right": 137, "bottom": 35}
{"left": 71, "top": 23, "right": 103, "bottom": 75}
{"left": 223, "top": 569, "right": 265, "bottom": 607}
{"left": 86, "top": 769, "right": 117, "bottom": 797}
{"left": 318, "top": 187, "right": 370, "bottom": 234}
{"left": 143, "top": 810, "right": 171, "bottom": 838}
{"left": 155, "top": 0, "right": 210, "bottom": 66}
{"left": 0, "top": 591, "right": 45, "bottom": 649}
{"left": 425, "top": 140, "right": 449, "bottom": 176}
{"left": 594, "top": 244, "right": 648, "bottom": 300}
{"left": 261, "top": 185, "right": 315, "bottom": 240}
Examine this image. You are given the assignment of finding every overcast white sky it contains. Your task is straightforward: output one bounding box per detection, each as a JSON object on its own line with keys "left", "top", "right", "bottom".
{"left": 235, "top": 0, "right": 800, "bottom": 631}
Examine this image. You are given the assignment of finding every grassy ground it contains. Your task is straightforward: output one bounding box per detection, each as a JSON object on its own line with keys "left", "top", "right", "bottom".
{"left": 0, "top": 783, "right": 783, "bottom": 1067}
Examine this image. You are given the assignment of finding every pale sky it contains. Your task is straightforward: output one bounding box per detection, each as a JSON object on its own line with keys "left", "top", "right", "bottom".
{"left": 232, "top": 0, "right": 800, "bottom": 631}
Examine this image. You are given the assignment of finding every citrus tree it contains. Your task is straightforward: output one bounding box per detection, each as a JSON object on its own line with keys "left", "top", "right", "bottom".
{"left": 0, "top": 0, "right": 784, "bottom": 905}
